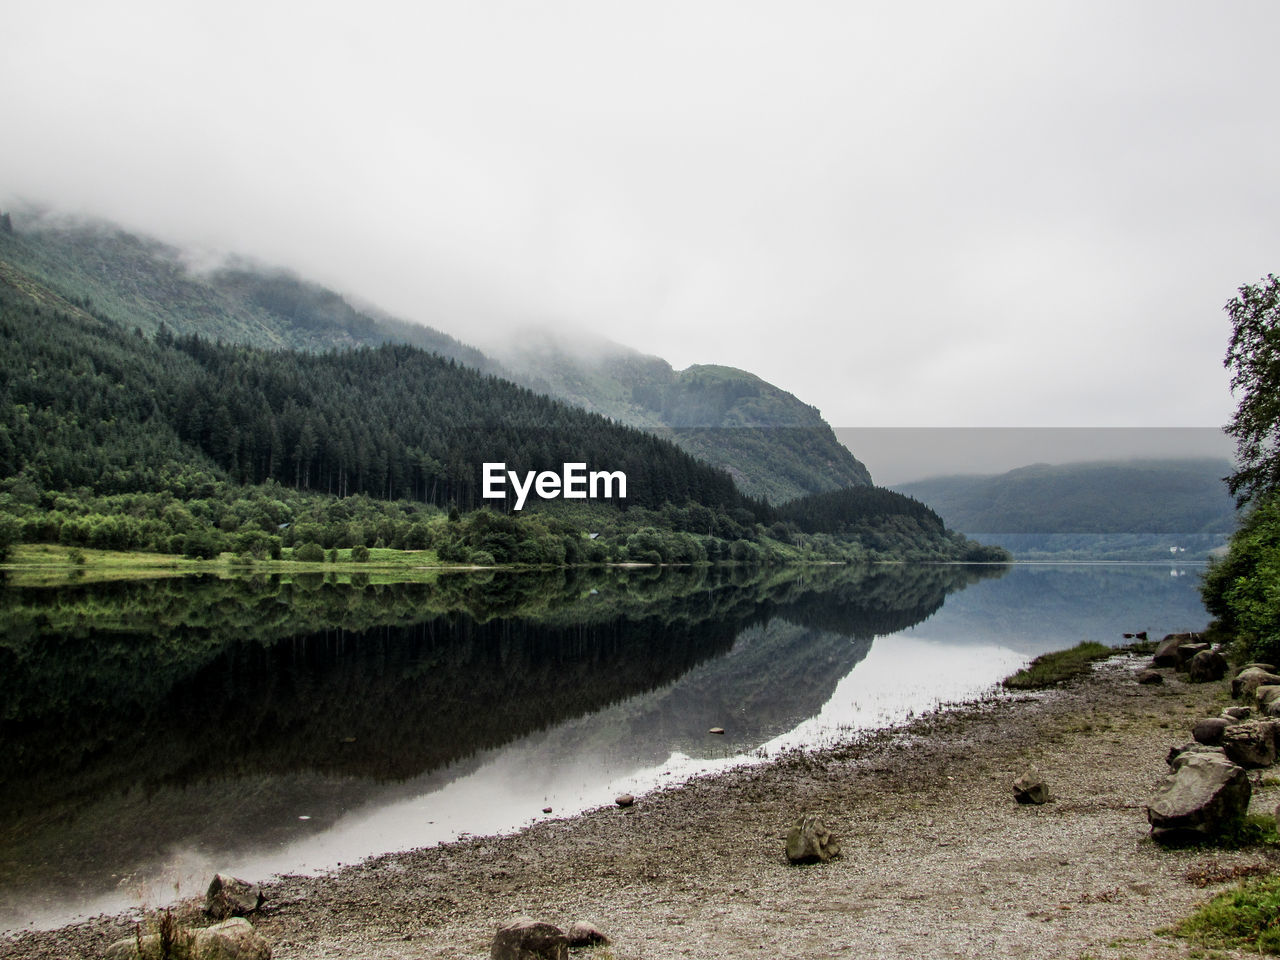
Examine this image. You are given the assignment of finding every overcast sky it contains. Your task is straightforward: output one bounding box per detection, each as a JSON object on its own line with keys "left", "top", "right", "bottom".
{"left": 2, "top": 1, "right": 1277, "bottom": 429}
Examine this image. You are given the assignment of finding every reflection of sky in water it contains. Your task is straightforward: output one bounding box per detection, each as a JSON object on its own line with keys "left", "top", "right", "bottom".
{"left": 224, "top": 637, "right": 1024, "bottom": 884}
{"left": 3, "top": 564, "right": 1207, "bottom": 932}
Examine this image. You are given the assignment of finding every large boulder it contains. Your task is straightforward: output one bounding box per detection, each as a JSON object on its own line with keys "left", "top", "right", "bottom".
{"left": 1188, "top": 649, "right": 1229, "bottom": 683}
{"left": 1147, "top": 753, "right": 1251, "bottom": 840}
{"left": 1222, "top": 721, "right": 1278, "bottom": 768}
{"left": 1256, "top": 685, "right": 1280, "bottom": 713}
{"left": 1167, "top": 742, "right": 1226, "bottom": 769}
{"left": 490, "top": 918, "right": 568, "bottom": 960}
{"left": 1175, "top": 643, "right": 1211, "bottom": 671}
{"left": 1224, "top": 706, "right": 1253, "bottom": 721}
{"left": 1235, "top": 668, "right": 1280, "bottom": 700}
{"left": 1152, "top": 635, "right": 1187, "bottom": 667}
{"left": 206, "top": 875, "right": 263, "bottom": 920}
{"left": 1193, "top": 717, "right": 1231, "bottom": 746}
{"left": 1136, "top": 669, "right": 1164, "bottom": 685}
{"left": 1012, "top": 768, "right": 1051, "bottom": 804}
{"left": 785, "top": 813, "right": 841, "bottom": 864}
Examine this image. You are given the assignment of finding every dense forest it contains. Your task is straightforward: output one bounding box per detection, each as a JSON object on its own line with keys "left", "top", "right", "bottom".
{"left": 0, "top": 267, "right": 1001, "bottom": 564}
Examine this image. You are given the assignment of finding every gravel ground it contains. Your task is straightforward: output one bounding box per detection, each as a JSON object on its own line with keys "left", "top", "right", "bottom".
{"left": 6, "top": 653, "right": 1278, "bottom": 960}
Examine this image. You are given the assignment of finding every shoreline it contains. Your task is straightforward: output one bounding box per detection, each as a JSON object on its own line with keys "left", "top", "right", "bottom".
{"left": 6, "top": 651, "right": 1276, "bottom": 959}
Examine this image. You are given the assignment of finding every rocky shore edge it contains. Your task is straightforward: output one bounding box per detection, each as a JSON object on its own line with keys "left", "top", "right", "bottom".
{"left": 8, "top": 637, "right": 1280, "bottom": 960}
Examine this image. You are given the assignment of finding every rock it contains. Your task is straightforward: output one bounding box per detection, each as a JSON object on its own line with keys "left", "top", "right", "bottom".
{"left": 1224, "top": 706, "right": 1253, "bottom": 721}
{"left": 193, "top": 918, "right": 271, "bottom": 960}
{"left": 490, "top": 917, "right": 568, "bottom": 960}
{"left": 1222, "top": 721, "right": 1278, "bottom": 768}
{"left": 614, "top": 794, "right": 635, "bottom": 808}
{"left": 1256, "top": 685, "right": 1280, "bottom": 712}
{"left": 105, "top": 931, "right": 195, "bottom": 960}
{"left": 541, "top": 807, "right": 552, "bottom": 814}
{"left": 1193, "top": 717, "right": 1231, "bottom": 746}
{"left": 1147, "top": 753, "right": 1251, "bottom": 840}
{"left": 104, "top": 918, "right": 269, "bottom": 960}
{"left": 206, "top": 874, "right": 264, "bottom": 920}
{"left": 565, "top": 921, "right": 609, "bottom": 948}
{"left": 1167, "top": 742, "right": 1226, "bottom": 769}
{"left": 785, "top": 813, "right": 841, "bottom": 863}
{"left": 1135, "top": 669, "right": 1164, "bottom": 685}
{"left": 1242, "top": 663, "right": 1278, "bottom": 674}
{"left": 1236, "top": 668, "right": 1280, "bottom": 700}
{"left": 1012, "top": 768, "right": 1051, "bottom": 804}
{"left": 1152, "top": 635, "right": 1186, "bottom": 667}
{"left": 709, "top": 727, "right": 725, "bottom": 734}
{"left": 1175, "top": 643, "right": 1211, "bottom": 671}
{"left": 1188, "top": 649, "right": 1229, "bottom": 683}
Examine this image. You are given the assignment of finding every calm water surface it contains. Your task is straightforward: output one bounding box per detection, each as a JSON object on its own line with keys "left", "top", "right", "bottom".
{"left": 0, "top": 562, "right": 1207, "bottom": 931}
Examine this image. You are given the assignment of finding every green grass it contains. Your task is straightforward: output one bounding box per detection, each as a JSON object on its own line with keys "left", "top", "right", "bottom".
{"left": 1002, "top": 641, "right": 1113, "bottom": 690}
{"left": 0, "top": 542, "right": 445, "bottom": 586}
{"left": 1174, "top": 873, "right": 1280, "bottom": 953}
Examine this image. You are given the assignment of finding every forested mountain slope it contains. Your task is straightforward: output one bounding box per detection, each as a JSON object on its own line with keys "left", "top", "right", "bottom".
{"left": 896, "top": 459, "right": 1238, "bottom": 534}
{"left": 0, "top": 214, "right": 868, "bottom": 503}
{"left": 493, "top": 332, "right": 872, "bottom": 503}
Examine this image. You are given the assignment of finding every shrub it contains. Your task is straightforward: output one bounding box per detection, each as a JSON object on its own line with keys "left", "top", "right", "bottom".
{"left": 350, "top": 544, "right": 370, "bottom": 562}
{"left": 294, "top": 542, "right": 325, "bottom": 563}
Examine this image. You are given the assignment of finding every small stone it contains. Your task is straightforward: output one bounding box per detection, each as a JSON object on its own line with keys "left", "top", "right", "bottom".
{"left": 206, "top": 874, "right": 264, "bottom": 920}
{"left": 1193, "top": 717, "right": 1231, "bottom": 746}
{"left": 1135, "top": 669, "right": 1164, "bottom": 685}
{"left": 193, "top": 918, "right": 271, "bottom": 960}
{"left": 1224, "top": 706, "right": 1253, "bottom": 721}
{"left": 541, "top": 807, "right": 552, "bottom": 814}
{"left": 709, "top": 727, "right": 725, "bottom": 735}
{"left": 490, "top": 917, "right": 568, "bottom": 960}
{"left": 785, "top": 813, "right": 841, "bottom": 863}
{"left": 615, "top": 794, "right": 635, "bottom": 808}
{"left": 1012, "top": 768, "right": 1051, "bottom": 805}
{"left": 565, "top": 921, "right": 609, "bottom": 948}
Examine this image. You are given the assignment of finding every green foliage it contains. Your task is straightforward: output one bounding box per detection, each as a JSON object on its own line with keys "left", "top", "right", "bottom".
{"left": 1002, "top": 641, "right": 1112, "bottom": 689}
{"left": 1201, "top": 493, "right": 1280, "bottom": 662}
{"left": 1174, "top": 872, "right": 1280, "bottom": 953}
{"left": 294, "top": 542, "right": 325, "bottom": 563}
{"left": 1224, "top": 274, "right": 1280, "bottom": 507}
{"left": 350, "top": 544, "right": 370, "bottom": 562}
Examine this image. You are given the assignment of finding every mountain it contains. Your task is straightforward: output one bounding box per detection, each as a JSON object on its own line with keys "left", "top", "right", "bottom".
{"left": 489, "top": 332, "right": 872, "bottom": 503}
{"left": 893, "top": 458, "right": 1239, "bottom": 559}
{"left": 0, "top": 212, "right": 869, "bottom": 503}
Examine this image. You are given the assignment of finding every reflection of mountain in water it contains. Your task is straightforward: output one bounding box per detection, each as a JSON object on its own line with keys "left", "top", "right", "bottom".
{"left": 913, "top": 563, "right": 1208, "bottom": 652}
{"left": 0, "top": 562, "right": 1000, "bottom": 924}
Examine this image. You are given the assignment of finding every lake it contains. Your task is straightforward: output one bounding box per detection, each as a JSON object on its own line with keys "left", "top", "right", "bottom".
{"left": 0, "top": 561, "right": 1208, "bottom": 932}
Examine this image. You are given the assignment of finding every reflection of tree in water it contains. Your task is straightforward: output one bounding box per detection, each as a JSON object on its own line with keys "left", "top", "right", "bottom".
{"left": 0, "top": 563, "right": 1004, "bottom": 822}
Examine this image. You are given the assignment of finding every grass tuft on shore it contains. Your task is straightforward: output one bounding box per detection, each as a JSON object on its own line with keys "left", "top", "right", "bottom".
{"left": 1003, "top": 641, "right": 1113, "bottom": 690}
{"left": 1173, "top": 872, "right": 1280, "bottom": 953}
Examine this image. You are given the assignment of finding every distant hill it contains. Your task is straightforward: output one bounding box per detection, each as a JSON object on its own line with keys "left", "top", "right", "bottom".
{"left": 0, "top": 213, "right": 870, "bottom": 503}
{"left": 896, "top": 458, "right": 1239, "bottom": 536}
{"left": 491, "top": 332, "right": 872, "bottom": 503}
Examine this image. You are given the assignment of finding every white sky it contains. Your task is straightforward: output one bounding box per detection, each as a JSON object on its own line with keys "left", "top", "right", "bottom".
{"left": 2, "top": 1, "right": 1277, "bottom": 427}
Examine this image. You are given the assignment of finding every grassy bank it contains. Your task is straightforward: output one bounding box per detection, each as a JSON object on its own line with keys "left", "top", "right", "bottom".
{"left": 1002, "top": 640, "right": 1113, "bottom": 690}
